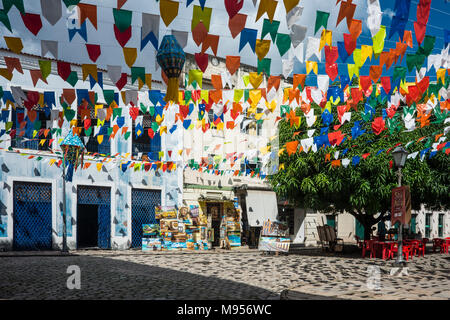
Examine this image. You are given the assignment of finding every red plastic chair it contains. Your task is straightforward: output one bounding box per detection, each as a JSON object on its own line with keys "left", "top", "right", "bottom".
{"left": 389, "top": 243, "right": 413, "bottom": 261}
{"left": 362, "top": 240, "right": 375, "bottom": 258}
{"left": 432, "top": 238, "right": 445, "bottom": 253}
{"left": 381, "top": 242, "right": 395, "bottom": 260}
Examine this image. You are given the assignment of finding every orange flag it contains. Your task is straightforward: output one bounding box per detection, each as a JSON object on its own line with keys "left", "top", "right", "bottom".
{"left": 403, "top": 30, "right": 413, "bottom": 48}
{"left": 285, "top": 140, "right": 299, "bottom": 156}
{"left": 211, "top": 74, "right": 223, "bottom": 90}
{"left": 78, "top": 3, "right": 98, "bottom": 29}
{"left": 293, "top": 74, "right": 306, "bottom": 90}
{"left": 267, "top": 75, "right": 281, "bottom": 92}
{"left": 369, "top": 65, "right": 382, "bottom": 83}
{"left": 348, "top": 19, "right": 362, "bottom": 40}
{"left": 201, "top": 34, "right": 220, "bottom": 56}
{"left": 226, "top": 56, "right": 240, "bottom": 75}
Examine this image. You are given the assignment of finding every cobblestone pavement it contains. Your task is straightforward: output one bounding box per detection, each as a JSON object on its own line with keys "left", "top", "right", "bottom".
{"left": 0, "top": 249, "right": 448, "bottom": 300}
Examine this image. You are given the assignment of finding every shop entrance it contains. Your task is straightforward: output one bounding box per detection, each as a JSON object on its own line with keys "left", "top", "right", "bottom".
{"left": 77, "top": 186, "right": 111, "bottom": 249}
{"left": 77, "top": 204, "right": 98, "bottom": 248}
{"left": 207, "top": 202, "right": 222, "bottom": 247}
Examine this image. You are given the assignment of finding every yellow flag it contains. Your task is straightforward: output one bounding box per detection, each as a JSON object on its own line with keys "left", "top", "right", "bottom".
{"left": 249, "top": 89, "right": 261, "bottom": 107}
{"left": 188, "top": 69, "right": 203, "bottom": 88}
{"left": 249, "top": 72, "right": 263, "bottom": 89}
{"left": 352, "top": 48, "right": 362, "bottom": 68}
{"left": 160, "top": 126, "right": 167, "bottom": 134}
{"left": 82, "top": 64, "right": 98, "bottom": 82}
{"left": 4, "top": 36, "right": 23, "bottom": 54}
{"left": 96, "top": 163, "right": 102, "bottom": 172}
{"left": 266, "top": 100, "right": 276, "bottom": 112}
{"left": 201, "top": 90, "right": 209, "bottom": 103}
{"left": 372, "top": 25, "right": 386, "bottom": 57}
{"left": 255, "top": 39, "right": 271, "bottom": 61}
{"left": 306, "top": 61, "right": 318, "bottom": 75}
{"left": 361, "top": 45, "right": 373, "bottom": 65}
{"left": 97, "top": 135, "right": 104, "bottom": 145}
{"left": 123, "top": 47, "right": 137, "bottom": 68}
{"left": 279, "top": 163, "right": 285, "bottom": 170}
{"left": 348, "top": 64, "right": 359, "bottom": 79}
{"left": 436, "top": 68, "right": 446, "bottom": 85}
{"left": 49, "top": 159, "right": 56, "bottom": 166}
{"left": 255, "top": 113, "right": 264, "bottom": 120}
{"left": 159, "top": 0, "right": 179, "bottom": 26}
{"left": 216, "top": 122, "right": 224, "bottom": 131}
{"left": 95, "top": 105, "right": 103, "bottom": 117}
{"left": 156, "top": 115, "right": 164, "bottom": 126}
{"left": 319, "top": 30, "right": 332, "bottom": 51}
{"left": 233, "top": 89, "right": 243, "bottom": 102}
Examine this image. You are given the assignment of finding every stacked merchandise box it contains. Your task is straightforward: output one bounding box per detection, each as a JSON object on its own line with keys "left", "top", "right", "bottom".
{"left": 142, "top": 224, "right": 162, "bottom": 251}
{"left": 142, "top": 206, "right": 209, "bottom": 251}
{"left": 225, "top": 208, "right": 241, "bottom": 247}
{"left": 258, "top": 220, "right": 291, "bottom": 253}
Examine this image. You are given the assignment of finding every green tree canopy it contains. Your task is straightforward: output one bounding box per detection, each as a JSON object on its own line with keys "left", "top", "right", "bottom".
{"left": 269, "top": 83, "right": 449, "bottom": 240}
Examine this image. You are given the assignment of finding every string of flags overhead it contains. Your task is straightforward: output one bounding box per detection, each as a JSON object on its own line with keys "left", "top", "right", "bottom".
{"left": 0, "top": 0, "right": 449, "bottom": 177}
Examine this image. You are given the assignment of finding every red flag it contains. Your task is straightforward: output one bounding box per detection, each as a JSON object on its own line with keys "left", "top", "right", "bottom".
{"left": 225, "top": 0, "right": 244, "bottom": 19}
{"left": 21, "top": 13, "right": 42, "bottom": 36}
{"left": 325, "top": 46, "right": 339, "bottom": 64}
{"left": 86, "top": 44, "right": 101, "bottom": 62}
{"left": 343, "top": 33, "right": 356, "bottom": 55}
{"left": 114, "top": 25, "right": 132, "bottom": 47}
{"left": 195, "top": 52, "right": 209, "bottom": 72}
{"left": 57, "top": 61, "right": 72, "bottom": 81}
{"left": 325, "top": 63, "right": 338, "bottom": 81}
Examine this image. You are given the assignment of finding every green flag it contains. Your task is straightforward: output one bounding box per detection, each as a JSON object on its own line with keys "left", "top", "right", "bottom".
{"left": 66, "top": 71, "right": 78, "bottom": 87}
{"left": 315, "top": 11, "right": 330, "bottom": 35}
{"left": 276, "top": 33, "right": 291, "bottom": 57}
{"left": 2, "top": 0, "right": 25, "bottom": 13}
{"left": 39, "top": 60, "right": 51, "bottom": 80}
{"left": 417, "top": 35, "right": 435, "bottom": 57}
{"left": 64, "top": 109, "right": 75, "bottom": 122}
{"left": 149, "top": 106, "right": 155, "bottom": 117}
{"left": 33, "top": 120, "right": 41, "bottom": 130}
{"left": 131, "top": 67, "right": 145, "bottom": 84}
{"left": 112, "top": 107, "right": 122, "bottom": 120}
{"left": 85, "top": 127, "right": 92, "bottom": 136}
{"left": 140, "top": 103, "right": 148, "bottom": 114}
{"left": 257, "top": 58, "right": 271, "bottom": 76}
{"left": 184, "top": 90, "right": 192, "bottom": 104}
{"left": 103, "top": 90, "right": 115, "bottom": 106}
{"left": 0, "top": 9, "right": 12, "bottom": 32}
{"left": 124, "top": 131, "right": 131, "bottom": 140}
{"left": 113, "top": 8, "right": 132, "bottom": 32}
{"left": 261, "top": 19, "right": 280, "bottom": 42}
{"left": 393, "top": 66, "right": 406, "bottom": 82}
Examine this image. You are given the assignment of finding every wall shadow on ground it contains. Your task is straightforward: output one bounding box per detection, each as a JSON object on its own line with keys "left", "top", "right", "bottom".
{"left": 0, "top": 254, "right": 336, "bottom": 300}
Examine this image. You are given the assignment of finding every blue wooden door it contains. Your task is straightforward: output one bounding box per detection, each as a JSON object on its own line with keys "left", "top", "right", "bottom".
{"left": 77, "top": 186, "right": 111, "bottom": 249}
{"left": 13, "top": 182, "right": 52, "bottom": 250}
{"left": 131, "top": 189, "right": 161, "bottom": 248}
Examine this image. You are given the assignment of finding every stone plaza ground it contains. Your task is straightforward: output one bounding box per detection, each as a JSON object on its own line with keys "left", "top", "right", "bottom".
{"left": 0, "top": 247, "right": 448, "bottom": 300}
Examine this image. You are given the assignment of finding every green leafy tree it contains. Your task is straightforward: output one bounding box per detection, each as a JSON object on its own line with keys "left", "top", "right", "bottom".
{"left": 269, "top": 84, "right": 449, "bottom": 240}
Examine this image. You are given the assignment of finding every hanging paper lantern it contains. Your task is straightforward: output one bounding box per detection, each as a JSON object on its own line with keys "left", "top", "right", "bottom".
{"left": 156, "top": 35, "right": 186, "bottom": 102}
{"left": 60, "top": 131, "right": 85, "bottom": 181}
